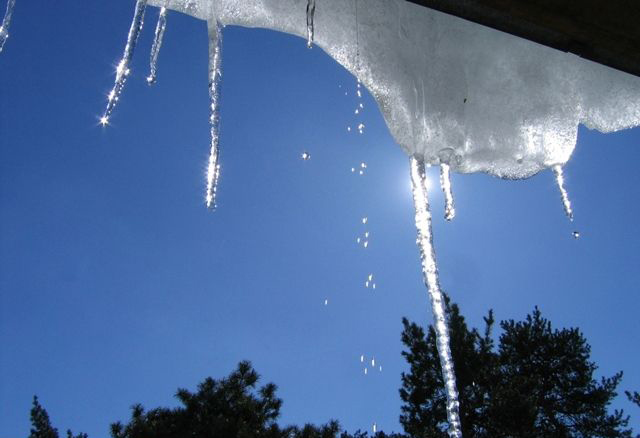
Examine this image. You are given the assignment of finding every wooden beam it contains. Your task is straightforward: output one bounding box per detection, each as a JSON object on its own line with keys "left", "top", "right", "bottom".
{"left": 405, "top": 0, "right": 640, "bottom": 78}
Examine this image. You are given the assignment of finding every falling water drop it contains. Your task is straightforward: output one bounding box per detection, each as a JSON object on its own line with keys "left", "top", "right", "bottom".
{"left": 146, "top": 6, "right": 168, "bottom": 85}
{"left": 379, "top": 365, "right": 382, "bottom": 372}
{"left": 358, "top": 123, "right": 365, "bottom": 134}
{"left": 552, "top": 165, "right": 574, "bottom": 221}
{"left": 410, "top": 155, "right": 462, "bottom": 438}
{"left": 306, "top": 0, "right": 316, "bottom": 49}
{"left": 372, "top": 283, "right": 376, "bottom": 289}
{"left": 205, "top": 20, "right": 223, "bottom": 209}
{"left": 363, "top": 241, "right": 369, "bottom": 248}
{"left": 301, "top": 151, "right": 311, "bottom": 160}
{"left": 360, "top": 355, "right": 364, "bottom": 363}
{"left": 364, "top": 231, "right": 369, "bottom": 238}
{"left": 364, "top": 368, "right": 368, "bottom": 375}
{"left": 371, "top": 358, "right": 375, "bottom": 367}
{"left": 373, "top": 423, "right": 377, "bottom": 433}
{"left": 101, "top": 0, "right": 148, "bottom": 125}
{"left": 324, "top": 299, "right": 328, "bottom": 306}
{"left": 362, "top": 217, "right": 368, "bottom": 224}
{"left": 347, "top": 126, "right": 352, "bottom": 132}
{"left": 356, "top": 237, "right": 361, "bottom": 244}
{"left": 0, "top": 0, "right": 16, "bottom": 54}
{"left": 440, "top": 163, "right": 456, "bottom": 221}
{"left": 573, "top": 231, "right": 580, "bottom": 239}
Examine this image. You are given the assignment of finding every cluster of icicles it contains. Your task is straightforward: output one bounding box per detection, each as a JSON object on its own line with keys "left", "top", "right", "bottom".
{"left": 81, "top": 1, "right": 581, "bottom": 437}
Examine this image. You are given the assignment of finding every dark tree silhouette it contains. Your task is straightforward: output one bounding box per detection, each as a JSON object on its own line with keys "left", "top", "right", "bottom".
{"left": 400, "top": 295, "right": 633, "bottom": 438}
{"left": 28, "top": 361, "right": 405, "bottom": 438}
{"left": 29, "top": 395, "right": 87, "bottom": 438}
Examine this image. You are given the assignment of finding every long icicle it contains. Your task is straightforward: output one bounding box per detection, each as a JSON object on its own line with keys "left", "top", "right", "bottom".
{"left": 100, "top": 0, "right": 148, "bottom": 126}
{"left": 552, "top": 164, "right": 574, "bottom": 221}
{"left": 205, "top": 19, "right": 222, "bottom": 209}
{"left": 410, "top": 155, "right": 462, "bottom": 438}
{"left": 0, "top": 0, "right": 16, "bottom": 54}
{"left": 146, "top": 6, "right": 167, "bottom": 85}
{"left": 306, "top": 0, "right": 316, "bottom": 48}
{"left": 440, "top": 163, "right": 456, "bottom": 221}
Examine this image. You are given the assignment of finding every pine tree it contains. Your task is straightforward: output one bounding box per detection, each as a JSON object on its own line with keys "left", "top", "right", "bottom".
{"left": 399, "top": 295, "right": 633, "bottom": 437}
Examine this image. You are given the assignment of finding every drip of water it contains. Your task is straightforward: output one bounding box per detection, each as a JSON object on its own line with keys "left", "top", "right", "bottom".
{"left": 101, "top": 0, "right": 148, "bottom": 126}
{"left": 373, "top": 423, "right": 377, "bottom": 433}
{"left": 440, "top": 163, "right": 456, "bottom": 221}
{"left": 0, "top": 0, "right": 16, "bottom": 54}
{"left": 409, "top": 155, "right": 462, "bottom": 438}
{"left": 573, "top": 231, "right": 580, "bottom": 239}
{"left": 360, "top": 355, "right": 364, "bottom": 362}
{"left": 362, "top": 217, "right": 368, "bottom": 224}
{"left": 205, "top": 20, "right": 223, "bottom": 209}
{"left": 301, "top": 151, "right": 311, "bottom": 160}
{"left": 306, "top": 0, "right": 316, "bottom": 49}
{"left": 552, "top": 165, "right": 574, "bottom": 221}
{"left": 324, "top": 299, "right": 328, "bottom": 305}
{"left": 146, "top": 6, "right": 168, "bottom": 85}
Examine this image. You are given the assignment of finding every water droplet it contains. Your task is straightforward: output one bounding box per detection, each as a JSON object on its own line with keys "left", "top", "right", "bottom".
{"left": 356, "top": 237, "right": 361, "bottom": 243}
{"left": 372, "top": 283, "right": 376, "bottom": 289}
{"left": 573, "top": 231, "right": 580, "bottom": 239}
{"left": 355, "top": 108, "right": 359, "bottom": 114}
{"left": 379, "top": 365, "right": 382, "bottom": 372}
{"left": 363, "top": 241, "right": 369, "bottom": 248}
{"left": 371, "top": 358, "right": 375, "bottom": 366}
{"left": 365, "top": 281, "right": 370, "bottom": 288}
{"left": 301, "top": 151, "right": 311, "bottom": 160}
{"left": 360, "top": 355, "right": 364, "bottom": 362}
{"left": 368, "top": 274, "right": 373, "bottom": 281}
{"left": 360, "top": 162, "right": 367, "bottom": 168}
{"left": 359, "top": 170, "right": 364, "bottom": 175}
{"left": 364, "top": 368, "right": 368, "bottom": 375}
{"left": 347, "top": 126, "right": 351, "bottom": 132}
{"left": 362, "top": 217, "right": 368, "bottom": 224}
{"left": 351, "top": 167, "right": 355, "bottom": 173}
{"left": 324, "top": 299, "right": 328, "bottom": 306}
{"left": 359, "top": 103, "right": 364, "bottom": 109}
{"left": 364, "top": 231, "right": 369, "bottom": 238}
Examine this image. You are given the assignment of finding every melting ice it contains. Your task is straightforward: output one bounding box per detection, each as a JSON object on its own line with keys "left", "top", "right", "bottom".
{"left": 0, "top": 0, "right": 16, "bottom": 53}
{"left": 110, "top": 0, "right": 640, "bottom": 435}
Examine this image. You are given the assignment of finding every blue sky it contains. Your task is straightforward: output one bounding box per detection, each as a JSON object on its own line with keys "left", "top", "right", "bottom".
{"left": 1, "top": 1, "right": 639, "bottom": 436}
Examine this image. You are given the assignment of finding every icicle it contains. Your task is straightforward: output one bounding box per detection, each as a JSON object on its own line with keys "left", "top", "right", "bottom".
{"left": 205, "top": 20, "right": 223, "bottom": 209}
{"left": 409, "top": 155, "right": 462, "bottom": 438}
{"left": 440, "top": 163, "right": 456, "bottom": 221}
{"left": 100, "top": 0, "right": 148, "bottom": 126}
{"left": 306, "top": 0, "right": 316, "bottom": 49}
{"left": 146, "top": 6, "right": 168, "bottom": 85}
{"left": 0, "top": 0, "right": 16, "bottom": 54}
{"left": 552, "top": 164, "right": 574, "bottom": 221}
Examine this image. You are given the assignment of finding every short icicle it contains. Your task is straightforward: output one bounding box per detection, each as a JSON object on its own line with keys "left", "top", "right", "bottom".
{"left": 440, "top": 163, "right": 456, "bottom": 221}
{"left": 0, "top": 0, "right": 16, "bottom": 54}
{"left": 409, "top": 155, "right": 462, "bottom": 438}
{"left": 205, "top": 19, "right": 223, "bottom": 209}
{"left": 146, "top": 6, "right": 168, "bottom": 85}
{"left": 306, "top": 0, "right": 316, "bottom": 49}
{"left": 101, "top": 0, "right": 148, "bottom": 125}
{"left": 552, "top": 164, "right": 574, "bottom": 221}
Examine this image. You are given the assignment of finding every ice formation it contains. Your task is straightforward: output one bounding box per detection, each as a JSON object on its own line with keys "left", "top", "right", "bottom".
{"left": 0, "top": 0, "right": 16, "bottom": 54}
{"left": 410, "top": 155, "right": 461, "bottom": 437}
{"left": 147, "top": 6, "right": 168, "bottom": 85}
{"left": 102, "top": 0, "right": 640, "bottom": 435}
{"left": 101, "top": 0, "right": 147, "bottom": 126}
{"left": 147, "top": 0, "right": 640, "bottom": 180}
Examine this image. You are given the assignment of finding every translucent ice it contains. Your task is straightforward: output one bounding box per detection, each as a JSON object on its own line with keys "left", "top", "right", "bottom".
{"left": 149, "top": 0, "right": 640, "bottom": 180}
{"left": 0, "top": 0, "right": 16, "bottom": 54}
{"left": 147, "top": 6, "right": 168, "bottom": 85}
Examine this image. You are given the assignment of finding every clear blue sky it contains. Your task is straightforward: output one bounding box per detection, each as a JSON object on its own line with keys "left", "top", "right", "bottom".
{"left": 1, "top": 1, "right": 639, "bottom": 436}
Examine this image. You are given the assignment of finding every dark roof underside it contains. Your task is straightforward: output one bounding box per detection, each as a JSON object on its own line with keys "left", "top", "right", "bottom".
{"left": 405, "top": 0, "right": 640, "bottom": 78}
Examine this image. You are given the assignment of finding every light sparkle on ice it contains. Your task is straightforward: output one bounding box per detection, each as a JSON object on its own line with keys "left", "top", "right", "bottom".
{"left": 552, "top": 164, "right": 574, "bottom": 221}
{"left": 440, "top": 163, "right": 456, "bottom": 221}
{"left": 146, "top": 6, "right": 168, "bottom": 85}
{"left": 0, "top": 0, "right": 16, "bottom": 54}
{"left": 410, "top": 155, "right": 462, "bottom": 438}
{"left": 205, "top": 20, "right": 223, "bottom": 209}
{"left": 102, "top": 0, "right": 147, "bottom": 124}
